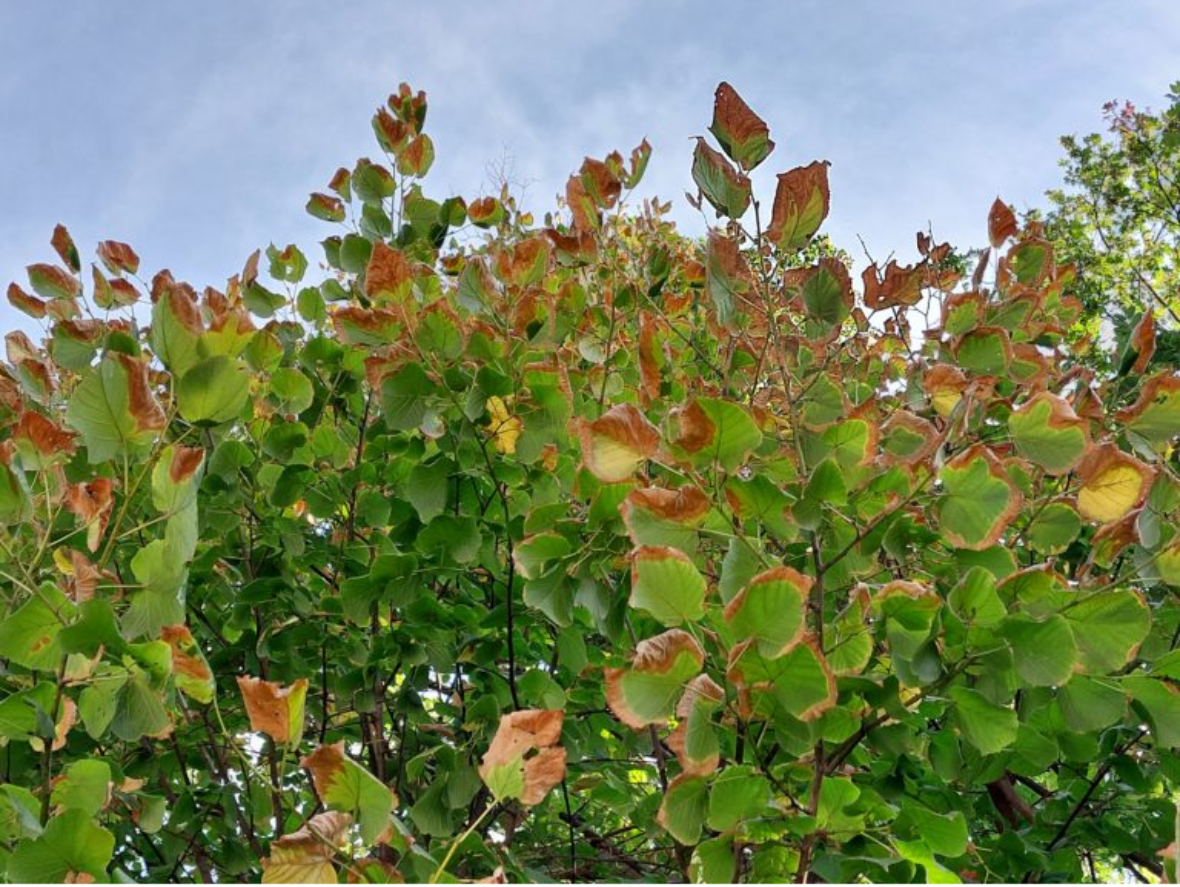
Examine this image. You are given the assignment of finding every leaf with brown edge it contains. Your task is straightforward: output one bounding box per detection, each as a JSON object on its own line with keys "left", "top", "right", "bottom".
{"left": 306, "top": 192, "right": 346, "bottom": 223}
{"left": 396, "top": 133, "right": 435, "bottom": 178}
{"left": 923, "top": 363, "right": 969, "bottom": 418}
{"left": 96, "top": 241, "right": 140, "bottom": 276}
{"left": 51, "top": 224, "right": 80, "bottom": 273}
{"left": 577, "top": 403, "right": 660, "bottom": 483}
{"left": 709, "top": 82, "right": 774, "bottom": 171}
{"left": 1116, "top": 373, "right": 1180, "bottom": 448}
{"left": 261, "top": 811, "right": 352, "bottom": 884}
{"left": 1076, "top": 443, "right": 1154, "bottom": 524}
{"left": 301, "top": 742, "right": 396, "bottom": 844}
{"left": 161, "top": 625, "right": 215, "bottom": 704}
{"left": 623, "top": 486, "right": 711, "bottom": 524}
{"left": 768, "top": 161, "right": 830, "bottom": 252}
{"left": 27, "top": 263, "right": 80, "bottom": 300}
{"left": 726, "top": 635, "right": 836, "bottom": 723}
{"left": 1121, "top": 311, "right": 1156, "bottom": 376}
{"left": 236, "top": 676, "right": 309, "bottom": 745}
{"left": 468, "top": 196, "right": 505, "bottom": 228}
{"left": 667, "top": 674, "right": 724, "bottom": 777}
{"left": 879, "top": 410, "right": 939, "bottom": 467}
{"left": 988, "top": 197, "right": 1017, "bottom": 248}
{"left": 66, "top": 479, "right": 114, "bottom": 552}
{"left": 706, "top": 230, "right": 753, "bottom": 327}
{"left": 629, "top": 545, "right": 707, "bottom": 626}
{"left": 118, "top": 353, "right": 167, "bottom": 435}
{"left": 364, "top": 240, "right": 413, "bottom": 303}
{"left": 566, "top": 174, "right": 600, "bottom": 231}
{"left": 938, "top": 445, "right": 1023, "bottom": 551}
{"left": 1008, "top": 392, "right": 1090, "bottom": 476}
{"left": 724, "top": 566, "right": 811, "bottom": 658}
{"left": 15, "top": 410, "right": 77, "bottom": 465}
{"left": 331, "top": 306, "right": 403, "bottom": 346}
{"left": 495, "top": 237, "right": 551, "bottom": 289}
{"left": 578, "top": 157, "right": 622, "bottom": 210}
{"left": 6, "top": 282, "right": 47, "bottom": 319}
{"left": 605, "top": 629, "right": 704, "bottom": 729}
{"left": 691, "top": 138, "right": 752, "bottom": 219}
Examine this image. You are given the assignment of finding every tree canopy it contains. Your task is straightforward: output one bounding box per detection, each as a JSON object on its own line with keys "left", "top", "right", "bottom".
{"left": 2, "top": 81, "right": 1180, "bottom": 884}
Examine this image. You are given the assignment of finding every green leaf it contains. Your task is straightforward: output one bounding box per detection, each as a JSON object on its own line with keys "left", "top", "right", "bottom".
{"left": 380, "top": 362, "right": 435, "bottom": 431}
{"left": 1056, "top": 676, "right": 1126, "bottom": 733}
{"left": 707, "top": 765, "right": 770, "bottom": 832}
{"left": 268, "top": 368, "right": 315, "bottom": 415}
{"left": 1026, "top": 502, "right": 1082, "bottom": 554}
{"left": 1063, "top": 589, "right": 1150, "bottom": 674}
{"left": 0, "top": 585, "right": 73, "bottom": 671}
{"left": 406, "top": 458, "right": 451, "bottom": 523}
{"left": 0, "top": 683, "right": 56, "bottom": 742}
{"left": 657, "top": 775, "right": 709, "bottom": 845}
{"left": 999, "top": 614, "right": 1078, "bottom": 687}
{"left": 7, "top": 809, "right": 114, "bottom": 883}
{"left": 896, "top": 804, "right": 968, "bottom": 858}
{"left": 177, "top": 356, "right": 250, "bottom": 425}
{"left": 629, "top": 546, "right": 706, "bottom": 627}
{"left": 1125, "top": 677, "right": 1180, "bottom": 748}
{"left": 950, "top": 686, "right": 1018, "bottom": 755}
{"left": 50, "top": 760, "right": 112, "bottom": 816}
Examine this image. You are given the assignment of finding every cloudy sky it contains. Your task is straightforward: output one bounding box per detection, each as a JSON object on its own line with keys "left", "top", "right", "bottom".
{"left": 2, "top": 1, "right": 1178, "bottom": 332}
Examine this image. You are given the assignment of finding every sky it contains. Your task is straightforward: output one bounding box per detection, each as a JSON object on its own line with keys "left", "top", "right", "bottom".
{"left": 2, "top": 1, "right": 1179, "bottom": 333}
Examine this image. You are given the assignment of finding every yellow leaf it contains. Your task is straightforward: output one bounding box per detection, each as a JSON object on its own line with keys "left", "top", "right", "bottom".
{"left": 486, "top": 396, "right": 521, "bottom": 455}
{"left": 1077, "top": 445, "right": 1154, "bottom": 523}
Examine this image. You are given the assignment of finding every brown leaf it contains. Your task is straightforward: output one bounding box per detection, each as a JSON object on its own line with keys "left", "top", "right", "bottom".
{"left": 479, "top": 709, "right": 566, "bottom": 808}
{"left": 578, "top": 157, "right": 622, "bottom": 211}
{"left": 116, "top": 354, "right": 167, "bottom": 434}
{"left": 576, "top": 403, "right": 661, "bottom": 483}
{"left": 51, "top": 225, "right": 80, "bottom": 273}
{"left": 16, "top": 410, "right": 77, "bottom": 460}
{"left": 768, "top": 161, "right": 830, "bottom": 252}
{"left": 162, "top": 626, "right": 213, "bottom": 685}
{"left": 988, "top": 197, "right": 1017, "bottom": 249}
{"left": 1127, "top": 312, "right": 1156, "bottom": 374}
{"left": 6, "top": 282, "right": 47, "bottom": 319}
{"left": 168, "top": 446, "right": 205, "bottom": 484}
{"left": 262, "top": 811, "right": 352, "bottom": 884}
{"left": 862, "top": 260, "right": 923, "bottom": 310}
{"left": 364, "top": 241, "right": 414, "bottom": 302}
{"left": 66, "top": 479, "right": 114, "bottom": 552}
{"left": 96, "top": 241, "right": 140, "bottom": 276}
{"left": 670, "top": 400, "right": 715, "bottom": 454}
{"left": 52, "top": 697, "right": 78, "bottom": 751}
{"left": 622, "top": 485, "right": 711, "bottom": 524}
{"left": 710, "top": 82, "right": 774, "bottom": 170}
{"left": 236, "top": 676, "right": 309, "bottom": 745}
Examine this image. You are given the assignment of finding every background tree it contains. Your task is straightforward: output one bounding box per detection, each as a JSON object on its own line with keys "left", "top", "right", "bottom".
{"left": 1, "top": 81, "right": 1179, "bottom": 884}
{"left": 1040, "top": 82, "right": 1180, "bottom": 372}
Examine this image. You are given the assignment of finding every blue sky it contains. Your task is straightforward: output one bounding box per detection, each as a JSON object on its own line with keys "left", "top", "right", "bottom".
{"left": 2, "top": 1, "right": 1178, "bottom": 332}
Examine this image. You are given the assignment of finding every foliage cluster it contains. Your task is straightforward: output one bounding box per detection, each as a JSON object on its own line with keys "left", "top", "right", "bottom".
{"left": 2, "top": 81, "right": 1180, "bottom": 883}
